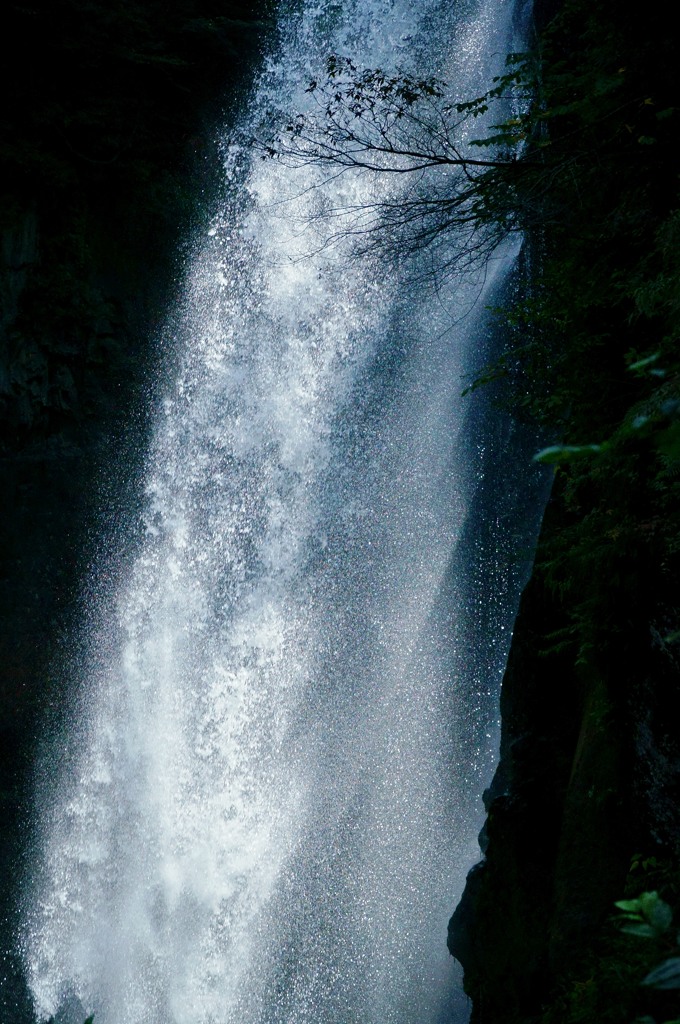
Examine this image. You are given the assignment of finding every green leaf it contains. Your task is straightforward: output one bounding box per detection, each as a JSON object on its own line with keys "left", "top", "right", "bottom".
{"left": 533, "top": 444, "right": 602, "bottom": 464}
{"left": 620, "top": 922, "right": 659, "bottom": 938}
{"left": 628, "top": 352, "right": 660, "bottom": 372}
{"left": 642, "top": 958, "right": 680, "bottom": 989}
{"left": 616, "top": 892, "right": 673, "bottom": 937}
{"left": 643, "top": 893, "right": 673, "bottom": 931}
{"left": 615, "top": 898, "right": 644, "bottom": 912}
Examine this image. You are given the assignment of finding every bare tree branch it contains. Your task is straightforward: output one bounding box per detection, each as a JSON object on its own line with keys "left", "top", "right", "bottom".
{"left": 250, "top": 53, "right": 544, "bottom": 278}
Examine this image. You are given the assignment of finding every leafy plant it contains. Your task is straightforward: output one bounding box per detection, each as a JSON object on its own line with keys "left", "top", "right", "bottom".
{"left": 615, "top": 892, "right": 674, "bottom": 941}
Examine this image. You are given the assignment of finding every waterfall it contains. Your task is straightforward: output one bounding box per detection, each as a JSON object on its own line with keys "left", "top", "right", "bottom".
{"left": 20, "top": 1, "right": 539, "bottom": 1022}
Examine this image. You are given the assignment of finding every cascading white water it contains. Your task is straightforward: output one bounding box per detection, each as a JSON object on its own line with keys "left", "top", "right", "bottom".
{"left": 21, "top": 1, "right": 535, "bottom": 1022}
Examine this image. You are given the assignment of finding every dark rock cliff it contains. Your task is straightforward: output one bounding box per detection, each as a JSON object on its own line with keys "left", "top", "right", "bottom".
{"left": 0, "top": 3, "right": 271, "bottom": 1016}
{"left": 449, "top": 485, "right": 680, "bottom": 1022}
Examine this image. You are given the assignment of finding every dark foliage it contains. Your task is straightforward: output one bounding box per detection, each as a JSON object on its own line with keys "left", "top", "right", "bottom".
{"left": 448, "top": 0, "right": 680, "bottom": 1020}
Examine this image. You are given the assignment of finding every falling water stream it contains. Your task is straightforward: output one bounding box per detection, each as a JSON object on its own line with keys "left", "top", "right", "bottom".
{"left": 20, "top": 1, "right": 542, "bottom": 1022}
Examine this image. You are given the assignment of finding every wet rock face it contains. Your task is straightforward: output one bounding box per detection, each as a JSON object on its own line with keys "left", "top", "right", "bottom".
{"left": 0, "top": 208, "right": 39, "bottom": 339}
{"left": 448, "top": 489, "right": 680, "bottom": 1022}
{"left": 448, "top": 549, "right": 586, "bottom": 1020}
